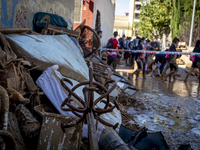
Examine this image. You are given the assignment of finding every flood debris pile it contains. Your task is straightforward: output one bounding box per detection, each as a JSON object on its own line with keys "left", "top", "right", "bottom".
{"left": 0, "top": 25, "right": 140, "bottom": 150}
{"left": 0, "top": 13, "right": 189, "bottom": 150}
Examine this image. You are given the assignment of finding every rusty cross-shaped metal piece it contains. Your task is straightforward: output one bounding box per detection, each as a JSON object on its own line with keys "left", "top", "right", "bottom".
{"left": 60, "top": 64, "right": 119, "bottom": 150}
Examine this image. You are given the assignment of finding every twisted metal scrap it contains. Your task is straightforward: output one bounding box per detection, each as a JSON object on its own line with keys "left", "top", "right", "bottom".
{"left": 60, "top": 65, "right": 120, "bottom": 131}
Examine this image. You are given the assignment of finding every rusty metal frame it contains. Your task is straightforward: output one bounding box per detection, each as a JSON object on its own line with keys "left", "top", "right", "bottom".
{"left": 60, "top": 64, "right": 120, "bottom": 150}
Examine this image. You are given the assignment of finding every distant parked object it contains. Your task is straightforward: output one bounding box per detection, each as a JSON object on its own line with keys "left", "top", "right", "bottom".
{"left": 177, "top": 42, "right": 188, "bottom": 50}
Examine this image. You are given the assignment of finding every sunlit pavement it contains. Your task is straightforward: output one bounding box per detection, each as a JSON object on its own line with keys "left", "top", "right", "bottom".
{"left": 116, "top": 61, "right": 200, "bottom": 149}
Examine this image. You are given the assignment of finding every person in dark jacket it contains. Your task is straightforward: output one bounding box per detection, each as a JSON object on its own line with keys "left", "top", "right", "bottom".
{"left": 131, "top": 36, "right": 140, "bottom": 68}
{"left": 164, "top": 37, "right": 180, "bottom": 81}
{"left": 124, "top": 37, "right": 132, "bottom": 65}
{"left": 118, "top": 35, "right": 126, "bottom": 63}
{"left": 132, "top": 39, "right": 145, "bottom": 79}
{"left": 184, "top": 40, "right": 200, "bottom": 82}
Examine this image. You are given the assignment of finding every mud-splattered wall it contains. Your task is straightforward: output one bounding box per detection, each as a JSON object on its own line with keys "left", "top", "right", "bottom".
{"left": 0, "top": 0, "right": 75, "bottom": 28}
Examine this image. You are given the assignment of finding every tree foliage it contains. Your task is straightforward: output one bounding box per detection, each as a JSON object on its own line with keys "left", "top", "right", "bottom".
{"left": 171, "top": 0, "right": 200, "bottom": 46}
{"left": 134, "top": 0, "right": 172, "bottom": 40}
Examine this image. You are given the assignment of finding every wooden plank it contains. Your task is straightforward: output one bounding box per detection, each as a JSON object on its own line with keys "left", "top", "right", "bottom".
{"left": 48, "top": 24, "right": 79, "bottom": 38}
{"left": 86, "top": 109, "right": 99, "bottom": 150}
{"left": 0, "top": 28, "right": 31, "bottom": 34}
{"left": 42, "top": 17, "right": 50, "bottom": 35}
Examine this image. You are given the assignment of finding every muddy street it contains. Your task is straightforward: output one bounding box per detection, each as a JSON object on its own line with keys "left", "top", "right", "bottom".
{"left": 117, "top": 62, "right": 200, "bottom": 150}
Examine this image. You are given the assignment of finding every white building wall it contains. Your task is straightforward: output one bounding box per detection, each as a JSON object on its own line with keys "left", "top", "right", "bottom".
{"left": 93, "top": 0, "right": 115, "bottom": 47}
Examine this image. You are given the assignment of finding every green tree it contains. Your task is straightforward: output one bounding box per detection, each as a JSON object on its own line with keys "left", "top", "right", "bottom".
{"left": 171, "top": 0, "right": 200, "bottom": 42}
{"left": 171, "top": 0, "right": 200, "bottom": 46}
{"left": 134, "top": 0, "right": 172, "bottom": 40}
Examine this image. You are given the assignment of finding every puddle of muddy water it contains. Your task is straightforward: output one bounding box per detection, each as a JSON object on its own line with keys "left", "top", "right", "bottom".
{"left": 118, "top": 70, "right": 200, "bottom": 149}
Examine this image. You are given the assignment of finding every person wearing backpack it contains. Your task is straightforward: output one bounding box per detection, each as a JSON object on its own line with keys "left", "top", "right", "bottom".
{"left": 106, "top": 31, "right": 120, "bottom": 71}
{"left": 163, "top": 37, "right": 180, "bottom": 81}
{"left": 184, "top": 40, "right": 200, "bottom": 82}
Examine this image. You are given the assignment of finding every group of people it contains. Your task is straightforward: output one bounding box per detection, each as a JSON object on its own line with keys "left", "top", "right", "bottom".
{"left": 105, "top": 31, "right": 152, "bottom": 71}
{"left": 98, "top": 30, "right": 200, "bottom": 82}
{"left": 105, "top": 31, "right": 154, "bottom": 79}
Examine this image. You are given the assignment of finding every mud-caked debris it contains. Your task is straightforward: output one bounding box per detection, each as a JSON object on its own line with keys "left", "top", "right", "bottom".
{"left": 15, "top": 104, "right": 40, "bottom": 137}
{"left": 7, "top": 88, "right": 30, "bottom": 104}
{"left": 7, "top": 112, "right": 26, "bottom": 150}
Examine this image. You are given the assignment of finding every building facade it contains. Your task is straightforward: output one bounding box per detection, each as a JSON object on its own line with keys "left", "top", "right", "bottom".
{"left": 114, "top": 0, "right": 149, "bottom": 38}
{"left": 73, "top": 0, "right": 95, "bottom": 29}
{"left": 0, "top": 0, "right": 75, "bottom": 28}
{"left": 93, "top": 0, "right": 115, "bottom": 47}
{"left": 114, "top": 14, "right": 133, "bottom": 38}
{"left": 73, "top": 0, "right": 116, "bottom": 47}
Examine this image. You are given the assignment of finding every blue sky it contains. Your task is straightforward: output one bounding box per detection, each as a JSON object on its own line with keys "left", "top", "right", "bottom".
{"left": 115, "top": 0, "right": 130, "bottom": 16}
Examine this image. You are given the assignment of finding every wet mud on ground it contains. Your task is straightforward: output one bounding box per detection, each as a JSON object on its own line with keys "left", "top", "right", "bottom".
{"left": 116, "top": 62, "right": 200, "bottom": 149}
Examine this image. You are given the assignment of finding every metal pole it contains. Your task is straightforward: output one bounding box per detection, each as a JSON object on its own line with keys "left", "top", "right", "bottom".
{"left": 189, "top": 0, "right": 197, "bottom": 47}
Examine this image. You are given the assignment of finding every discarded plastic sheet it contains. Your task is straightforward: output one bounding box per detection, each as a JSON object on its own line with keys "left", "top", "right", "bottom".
{"left": 5, "top": 34, "right": 88, "bottom": 82}
{"left": 37, "top": 113, "right": 82, "bottom": 150}
{"left": 119, "top": 125, "right": 170, "bottom": 150}
{"left": 36, "top": 65, "right": 121, "bottom": 127}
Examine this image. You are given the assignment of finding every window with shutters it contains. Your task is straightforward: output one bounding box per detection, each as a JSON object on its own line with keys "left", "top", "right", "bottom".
{"left": 74, "top": 0, "right": 82, "bottom": 23}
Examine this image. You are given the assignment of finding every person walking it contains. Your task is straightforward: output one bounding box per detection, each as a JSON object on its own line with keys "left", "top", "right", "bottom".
{"left": 106, "top": 31, "right": 120, "bottom": 71}
{"left": 163, "top": 37, "right": 180, "bottom": 82}
{"left": 124, "top": 37, "right": 132, "bottom": 65}
{"left": 130, "top": 36, "right": 140, "bottom": 68}
{"left": 132, "top": 38, "right": 145, "bottom": 79}
{"left": 118, "top": 35, "right": 126, "bottom": 64}
{"left": 184, "top": 40, "right": 200, "bottom": 82}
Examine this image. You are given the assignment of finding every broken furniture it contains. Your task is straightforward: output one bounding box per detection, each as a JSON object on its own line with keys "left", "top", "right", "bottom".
{"left": 42, "top": 21, "right": 80, "bottom": 40}
{"left": 85, "top": 59, "right": 113, "bottom": 81}
{"left": 88, "top": 55, "right": 138, "bottom": 97}
{"left": 61, "top": 65, "right": 120, "bottom": 150}
{"left": 77, "top": 24, "right": 101, "bottom": 58}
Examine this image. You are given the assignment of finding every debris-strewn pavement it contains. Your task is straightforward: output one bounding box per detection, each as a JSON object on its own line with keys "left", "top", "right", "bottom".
{"left": 117, "top": 62, "right": 200, "bottom": 150}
